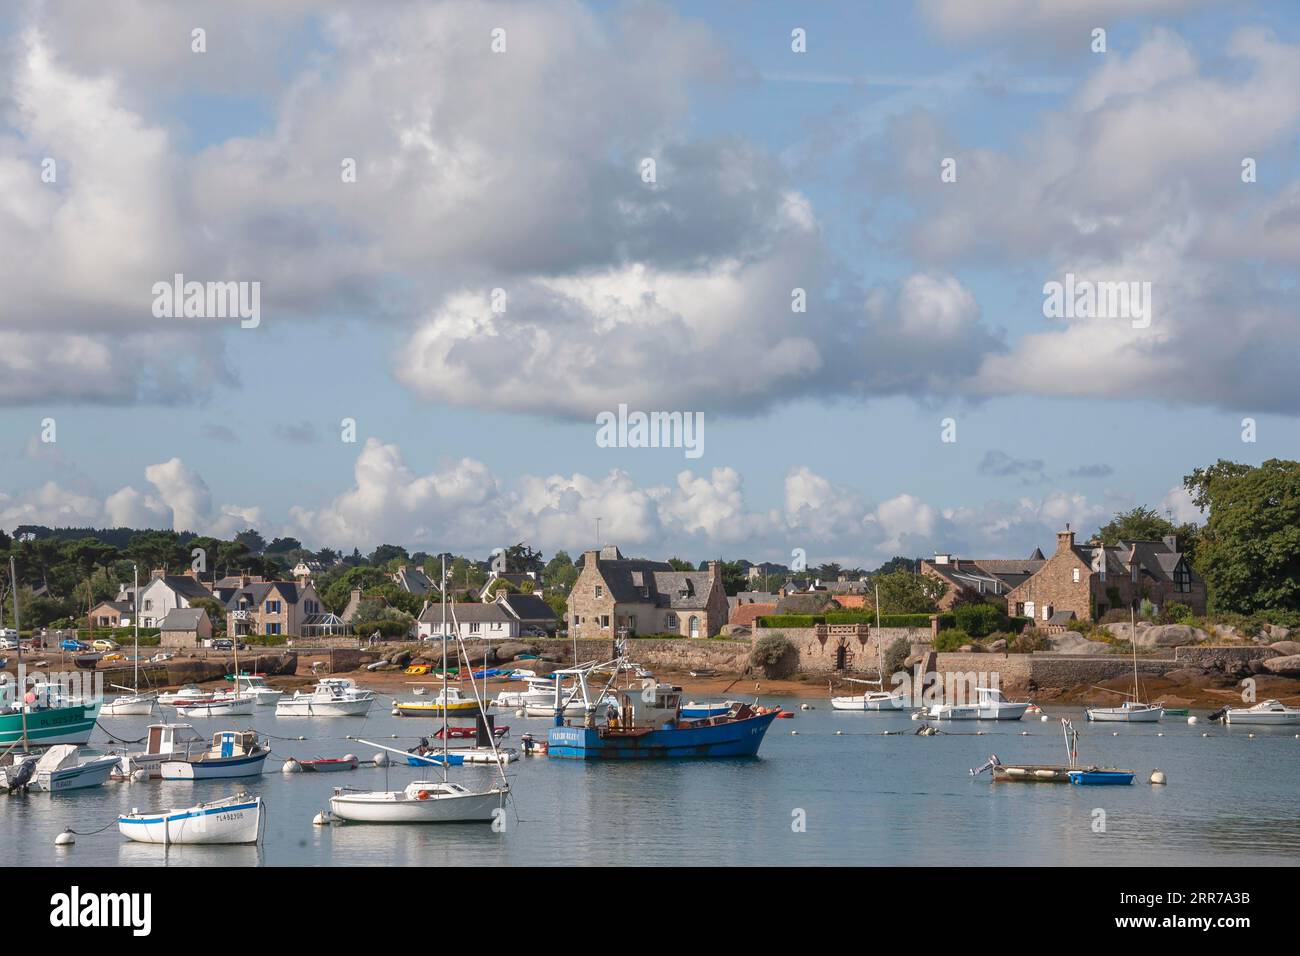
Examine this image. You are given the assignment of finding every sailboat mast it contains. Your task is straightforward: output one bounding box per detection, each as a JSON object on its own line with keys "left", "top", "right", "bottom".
{"left": 11, "top": 556, "right": 27, "bottom": 751}
{"left": 133, "top": 564, "right": 140, "bottom": 692}
{"left": 1131, "top": 603, "right": 1139, "bottom": 702}
{"left": 441, "top": 555, "right": 448, "bottom": 782}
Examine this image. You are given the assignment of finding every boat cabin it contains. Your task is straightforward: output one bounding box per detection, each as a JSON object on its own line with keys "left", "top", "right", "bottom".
{"left": 608, "top": 683, "right": 683, "bottom": 730}
{"left": 145, "top": 723, "right": 203, "bottom": 757}
{"left": 205, "top": 731, "right": 260, "bottom": 760}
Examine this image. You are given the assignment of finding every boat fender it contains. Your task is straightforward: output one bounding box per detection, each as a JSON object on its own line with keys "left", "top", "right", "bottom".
{"left": 373, "top": 752, "right": 389, "bottom": 767}
{"left": 282, "top": 759, "right": 302, "bottom": 774}
{"left": 1149, "top": 770, "right": 1167, "bottom": 785}
{"left": 416, "top": 790, "right": 431, "bottom": 801}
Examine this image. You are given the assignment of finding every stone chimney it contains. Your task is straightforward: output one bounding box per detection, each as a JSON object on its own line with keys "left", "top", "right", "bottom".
{"left": 240, "top": 573, "right": 251, "bottom": 587}
{"left": 151, "top": 568, "right": 166, "bottom": 581}
{"left": 1056, "top": 525, "right": 1075, "bottom": 554}
{"left": 583, "top": 549, "right": 599, "bottom": 568}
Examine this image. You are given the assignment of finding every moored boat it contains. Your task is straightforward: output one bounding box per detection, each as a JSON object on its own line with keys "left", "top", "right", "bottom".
{"left": 300, "top": 756, "right": 359, "bottom": 772}
{"left": 276, "top": 678, "right": 375, "bottom": 717}
{"left": 119, "top": 793, "right": 263, "bottom": 844}
{"left": 971, "top": 718, "right": 1135, "bottom": 786}
{"left": 394, "top": 686, "right": 485, "bottom": 716}
{"left": 111, "top": 723, "right": 205, "bottom": 779}
{"left": 329, "top": 780, "right": 505, "bottom": 823}
{"left": 544, "top": 664, "right": 779, "bottom": 760}
{"left": 1, "top": 745, "right": 120, "bottom": 792}
{"left": 158, "top": 684, "right": 215, "bottom": 707}
{"left": 160, "top": 730, "right": 269, "bottom": 780}
{"left": 175, "top": 694, "right": 257, "bottom": 717}
{"left": 1086, "top": 700, "right": 1164, "bottom": 722}
{"left": 928, "top": 686, "right": 1029, "bottom": 721}
{"left": 0, "top": 681, "right": 99, "bottom": 747}
{"left": 1223, "top": 699, "right": 1300, "bottom": 725}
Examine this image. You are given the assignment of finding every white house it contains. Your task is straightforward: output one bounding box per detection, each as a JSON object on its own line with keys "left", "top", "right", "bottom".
{"left": 136, "top": 570, "right": 214, "bottom": 628}
{"left": 417, "top": 600, "right": 519, "bottom": 641}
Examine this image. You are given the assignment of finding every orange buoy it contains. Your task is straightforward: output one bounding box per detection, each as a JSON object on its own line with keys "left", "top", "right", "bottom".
{"left": 416, "top": 790, "right": 430, "bottom": 801}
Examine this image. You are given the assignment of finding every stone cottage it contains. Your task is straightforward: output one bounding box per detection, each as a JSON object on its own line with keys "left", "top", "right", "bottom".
{"left": 567, "top": 546, "right": 729, "bottom": 639}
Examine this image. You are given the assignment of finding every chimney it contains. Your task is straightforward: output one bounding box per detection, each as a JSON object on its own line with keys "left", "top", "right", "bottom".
{"left": 583, "top": 549, "right": 599, "bottom": 568}
{"left": 1056, "top": 525, "right": 1075, "bottom": 554}
{"left": 1162, "top": 534, "right": 1178, "bottom": 552}
{"left": 240, "top": 573, "right": 251, "bottom": 587}
{"left": 707, "top": 560, "right": 720, "bottom": 577}
{"left": 151, "top": 568, "right": 166, "bottom": 581}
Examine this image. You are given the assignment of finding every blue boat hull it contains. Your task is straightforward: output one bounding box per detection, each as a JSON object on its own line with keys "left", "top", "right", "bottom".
{"left": 546, "top": 710, "right": 779, "bottom": 759}
{"left": 1068, "top": 770, "right": 1135, "bottom": 786}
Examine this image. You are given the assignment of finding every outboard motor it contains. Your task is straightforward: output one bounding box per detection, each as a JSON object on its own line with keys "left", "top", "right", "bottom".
{"left": 1207, "top": 706, "right": 1229, "bottom": 722}
{"left": 6, "top": 756, "right": 38, "bottom": 794}
{"left": 969, "top": 754, "right": 1001, "bottom": 777}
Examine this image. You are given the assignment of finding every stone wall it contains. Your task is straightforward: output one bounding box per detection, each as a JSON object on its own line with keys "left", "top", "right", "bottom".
{"left": 625, "top": 638, "right": 751, "bottom": 673}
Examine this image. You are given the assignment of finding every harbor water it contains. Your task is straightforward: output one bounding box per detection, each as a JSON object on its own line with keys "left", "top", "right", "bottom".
{"left": 4, "top": 700, "right": 1299, "bottom": 866}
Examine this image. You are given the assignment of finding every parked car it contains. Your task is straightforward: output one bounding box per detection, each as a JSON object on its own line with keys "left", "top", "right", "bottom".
{"left": 91, "top": 639, "right": 120, "bottom": 653}
{"left": 521, "top": 626, "right": 547, "bottom": 638}
{"left": 0, "top": 637, "right": 19, "bottom": 651}
{"left": 212, "top": 638, "right": 247, "bottom": 651}
{"left": 60, "top": 638, "right": 90, "bottom": 652}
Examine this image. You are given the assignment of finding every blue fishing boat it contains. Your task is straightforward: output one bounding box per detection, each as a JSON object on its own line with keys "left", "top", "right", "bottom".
{"left": 680, "top": 701, "right": 735, "bottom": 720}
{"left": 544, "top": 664, "right": 778, "bottom": 760}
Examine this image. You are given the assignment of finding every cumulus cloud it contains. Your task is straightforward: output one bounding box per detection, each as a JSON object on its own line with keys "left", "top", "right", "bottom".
{"left": 877, "top": 28, "right": 1300, "bottom": 413}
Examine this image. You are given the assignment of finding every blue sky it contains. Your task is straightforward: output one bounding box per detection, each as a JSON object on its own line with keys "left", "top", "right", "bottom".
{"left": 1, "top": 0, "right": 1298, "bottom": 565}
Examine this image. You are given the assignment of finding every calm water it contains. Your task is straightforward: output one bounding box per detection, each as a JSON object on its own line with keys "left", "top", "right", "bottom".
{"left": 6, "top": 699, "right": 1299, "bottom": 867}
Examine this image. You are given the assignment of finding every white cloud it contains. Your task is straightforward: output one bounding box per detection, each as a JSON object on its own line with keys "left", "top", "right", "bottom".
{"left": 918, "top": 0, "right": 1214, "bottom": 43}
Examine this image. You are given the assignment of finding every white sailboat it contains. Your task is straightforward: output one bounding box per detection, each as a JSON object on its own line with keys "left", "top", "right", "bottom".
{"left": 327, "top": 556, "right": 510, "bottom": 825}
{"left": 99, "top": 566, "right": 158, "bottom": 716}
{"left": 1086, "top": 606, "right": 1163, "bottom": 722}
{"left": 831, "top": 595, "right": 910, "bottom": 711}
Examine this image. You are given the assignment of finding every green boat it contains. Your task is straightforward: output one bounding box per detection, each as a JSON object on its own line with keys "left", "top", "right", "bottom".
{"left": 1162, "top": 707, "right": 1189, "bottom": 717}
{"left": 0, "top": 692, "right": 100, "bottom": 747}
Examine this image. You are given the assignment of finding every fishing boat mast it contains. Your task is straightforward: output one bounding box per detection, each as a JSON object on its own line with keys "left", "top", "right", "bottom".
{"left": 132, "top": 564, "right": 140, "bottom": 694}
{"left": 10, "top": 555, "right": 28, "bottom": 751}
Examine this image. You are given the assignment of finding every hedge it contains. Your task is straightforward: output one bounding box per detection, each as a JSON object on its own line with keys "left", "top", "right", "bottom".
{"left": 755, "top": 612, "right": 946, "bottom": 629}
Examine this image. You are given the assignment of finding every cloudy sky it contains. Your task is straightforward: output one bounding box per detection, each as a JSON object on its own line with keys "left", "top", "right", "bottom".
{"left": 1, "top": 0, "right": 1297, "bottom": 565}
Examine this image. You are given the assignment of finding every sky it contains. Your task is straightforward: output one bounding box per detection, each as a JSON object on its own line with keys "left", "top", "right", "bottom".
{"left": 0, "top": 0, "right": 1297, "bottom": 567}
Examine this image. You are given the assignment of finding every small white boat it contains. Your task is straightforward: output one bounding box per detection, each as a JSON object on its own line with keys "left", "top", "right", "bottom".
{"left": 830, "top": 676, "right": 910, "bottom": 712}
{"left": 158, "top": 684, "right": 214, "bottom": 707}
{"left": 328, "top": 781, "right": 507, "bottom": 824}
{"left": 112, "top": 723, "right": 205, "bottom": 779}
{"left": 118, "top": 793, "right": 263, "bottom": 844}
{"left": 160, "top": 730, "right": 269, "bottom": 780}
{"left": 1086, "top": 700, "right": 1164, "bottom": 722}
{"left": 229, "top": 675, "right": 282, "bottom": 706}
{"left": 276, "top": 678, "right": 375, "bottom": 717}
{"left": 175, "top": 693, "right": 256, "bottom": 717}
{"left": 1224, "top": 699, "right": 1300, "bottom": 725}
{"left": 99, "top": 692, "right": 157, "bottom": 716}
{"left": 928, "top": 687, "right": 1029, "bottom": 721}
{"left": 524, "top": 695, "right": 617, "bottom": 719}
{"left": 1, "top": 745, "right": 120, "bottom": 792}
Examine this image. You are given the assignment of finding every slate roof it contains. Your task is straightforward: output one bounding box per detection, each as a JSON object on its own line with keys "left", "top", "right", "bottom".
{"left": 393, "top": 566, "right": 436, "bottom": 595}
{"left": 152, "top": 575, "right": 213, "bottom": 602}
{"left": 223, "top": 581, "right": 301, "bottom": 609}
{"left": 160, "top": 608, "right": 207, "bottom": 631}
{"left": 498, "top": 593, "right": 557, "bottom": 623}
{"left": 420, "top": 601, "right": 514, "bottom": 624}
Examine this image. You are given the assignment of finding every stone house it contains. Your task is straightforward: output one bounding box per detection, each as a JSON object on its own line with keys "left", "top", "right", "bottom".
{"left": 224, "top": 577, "right": 327, "bottom": 638}
{"left": 567, "top": 546, "right": 728, "bottom": 639}
{"left": 921, "top": 552, "right": 1046, "bottom": 610}
{"left": 1003, "top": 528, "right": 1206, "bottom": 624}
{"left": 159, "top": 607, "right": 212, "bottom": 648}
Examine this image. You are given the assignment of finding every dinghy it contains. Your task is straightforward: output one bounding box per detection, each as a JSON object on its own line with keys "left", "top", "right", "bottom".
{"left": 119, "top": 793, "right": 263, "bottom": 844}
{"left": 971, "top": 719, "right": 1134, "bottom": 785}
{"left": 300, "top": 756, "right": 359, "bottom": 773}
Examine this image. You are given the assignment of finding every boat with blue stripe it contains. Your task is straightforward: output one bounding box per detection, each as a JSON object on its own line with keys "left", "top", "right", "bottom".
{"left": 543, "top": 662, "right": 779, "bottom": 760}
{"left": 119, "top": 793, "right": 263, "bottom": 844}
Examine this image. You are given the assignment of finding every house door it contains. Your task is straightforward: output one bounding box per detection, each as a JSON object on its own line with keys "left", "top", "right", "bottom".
{"left": 1024, "top": 601, "right": 1035, "bottom": 620}
{"left": 835, "top": 644, "right": 847, "bottom": 670}
{"left": 689, "top": 616, "right": 700, "bottom": 638}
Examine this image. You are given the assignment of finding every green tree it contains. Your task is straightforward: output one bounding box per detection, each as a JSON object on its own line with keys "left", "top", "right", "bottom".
{"left": 235, "top": 528, "right": 266, "bottom": 554}
{"left": 873, "top": 570, "right": 945, "bottom": 614}
{"left": 666, "top": 557, "right": 694, "bottom": 571}
{"left": 1184, "top": 458, "right": 1300, "bottom": 613}
{"left": 1094, "top": 506, "right": 1199, "bottom": 563}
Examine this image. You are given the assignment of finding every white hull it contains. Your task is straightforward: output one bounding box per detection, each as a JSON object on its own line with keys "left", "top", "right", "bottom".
{"left": 160, "top": 751, "right": 268, "bottom": 780}
{"left": 37, "top": 755, "right": 119, "bottom": 792}
{"left": 276, "top": 697, "right": 374, "bottom": 717}
{"left": 1224, "top": 707, "right": 1300, "bottom": 725}
{"left": 119, "top": 795, "right": 262, "bottom": 844}
{"left": 928, "top": 703, "right": 1029, "bottom": 721}
{"left": 1086, "top": 706, "right": 1163, "bottom": 722}
{"left": 175, "top": 697, "right": 256, "bottom": 717}
{"left": 100, "top": 695, "right": 157, "bottom": 716}
{"left": 329, "top": 784, "right": 505, "bottom": 823}
{"left": 831, "top": 694, "right": 908, "bottom": 712}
